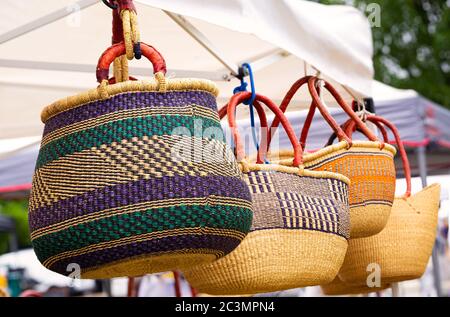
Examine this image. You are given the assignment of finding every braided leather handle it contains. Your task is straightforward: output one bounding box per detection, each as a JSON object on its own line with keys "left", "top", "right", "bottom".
{"left": 218, "top": 101, "right": 269, "bottom": 164}
{"left": 227, "top": 92, "right": 303, "bottom": 166}
{"left": 345, "top": 116, "right": 411, "bottom": 198}
{"left": 96, "top": 42, "right": 167, "bottom": 83}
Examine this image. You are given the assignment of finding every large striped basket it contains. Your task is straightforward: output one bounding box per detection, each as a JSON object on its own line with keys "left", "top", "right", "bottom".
{"left": 28, "top": 43, "right": 253, "bottom": 279}
{"left": 336, "top": 116, "right": 440, "bottom": 285}
{"left": 183, "top": 92, "right": 350, "bottom": 295}
{"left": 271, "top": 77, "right": 396, "bottom": 238}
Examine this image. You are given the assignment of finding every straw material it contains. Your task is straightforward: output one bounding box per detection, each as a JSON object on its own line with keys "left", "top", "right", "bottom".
{"left": 29, "top": 79, "right": 252, "bottom": 279}
{"left": 183, "top": 160, "right": 350, "bottom": 295}
{"left": 0, "top": 288, "right": 9, "bottom": 297}
{"left": 268, "top": 141, "right": 397, "bottom": 238}
{"left": 321, "top": 277, "right": 389, "bottom": 296}
{"left": 338, "top": 184, "right": 440, "bottom": 284}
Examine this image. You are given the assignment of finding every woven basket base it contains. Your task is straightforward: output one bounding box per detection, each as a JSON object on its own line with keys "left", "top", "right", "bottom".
{"left": 338, "top": 184, "right": 440, "bottom": 285}
{"left": 321, "top": 277, "right": 389, "bottom": 296}
{"left": 81, "top": 252, "right": 216, "bottom": 279}
{"left": 350, "top": 204, "right": 391, "bottom": 238}
{"left": 183, "top": 229, "right": 348, "bottom": 295}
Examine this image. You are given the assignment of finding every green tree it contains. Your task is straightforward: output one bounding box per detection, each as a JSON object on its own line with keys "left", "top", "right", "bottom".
{"left": 315, "top": 0, "right": 450, "bottom": 108}
{"left": 0, "top": 200, "right": 30, "bottom": 254}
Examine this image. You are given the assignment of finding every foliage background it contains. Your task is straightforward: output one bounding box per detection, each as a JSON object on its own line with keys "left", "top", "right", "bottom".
{"left": 0, "top": 200, "right": 30, "bottom": 254}
{"left": 314, "top": 0, "right": 450, "bottom": 108}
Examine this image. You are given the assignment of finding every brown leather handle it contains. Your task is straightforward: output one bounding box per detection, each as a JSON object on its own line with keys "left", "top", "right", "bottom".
{"left": 218, "top": 101, "right": 269, "bottom": 164}
{"left": 227, "top": 92, "right": 303, "bottom": 166}
{"left": 346, "top": 116, "right": 411, "bottom": 198}
{"left": 326, "top": 117, "right": 389, "bottom": 146}
{"left": 96, "top": 42, "right": 167, "bottom": 83}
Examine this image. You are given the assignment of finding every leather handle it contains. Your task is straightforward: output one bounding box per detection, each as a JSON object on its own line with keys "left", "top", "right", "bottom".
{"left": 346, "top": 116, "right": 411, "bottom": 198}
{"left": 304, "top": 77, "right": 382, "bottom": 149}
{"left": 343, "top": 119, "right": 389, "bottom": 143}
{"left": 227, "top": 92, "right": 303, "bottom": 166}
{"left": 112, "top": 7, "right": 124, "bottom": 44}
{"left": 268, "top": 76, "right": 312, "bottom": 148}
{"left": 218, "top": 101, "right": 269, "bottom": 164}
{"left": 326, "top": 117, "right": 389, "bottom": 146}
{"left": 96, "top": 42, "right": 167, "bottom": 83}
{"left": 305, "top": 77, "right": 354, "bottom": 147}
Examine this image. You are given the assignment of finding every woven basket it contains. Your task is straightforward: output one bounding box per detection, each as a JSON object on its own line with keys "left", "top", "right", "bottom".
{"left": 337, "top": 116, "right": 440, "bottom": 285}
{"left": 270, "top": 77, "right": 396, "bottom": 238}
{"left": 183, "top": 92, "right": 350, "bottom": 295}
{"left": 28, "top": 43, "right": 253, "bottom": 279}
{"left": 321, "top": 277, "right": 389, "bottom": 296}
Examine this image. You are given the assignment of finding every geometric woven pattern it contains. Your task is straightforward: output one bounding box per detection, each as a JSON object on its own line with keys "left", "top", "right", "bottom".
{"left": 29, "top": 88, "right": 253, "bottom": 278}
{"left": 306, "top": 149, "right": 395, "bottom": 208}
{"left": 243, "top": 170, "right": 350, "bottom": 239}
{"left": 302, "top": 142, "right": 397, "bottom": 238}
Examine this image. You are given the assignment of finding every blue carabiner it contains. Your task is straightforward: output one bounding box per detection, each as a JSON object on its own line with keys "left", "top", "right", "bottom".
{"left": 232, "top": 63, "right": 269, "bottom": 163}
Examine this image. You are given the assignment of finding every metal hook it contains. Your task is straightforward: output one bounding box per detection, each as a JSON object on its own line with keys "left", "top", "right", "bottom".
{"left": 102, "top": 0, "right": 118, "bottom": 10}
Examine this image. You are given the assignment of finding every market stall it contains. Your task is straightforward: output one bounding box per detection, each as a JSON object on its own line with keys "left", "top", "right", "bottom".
{"left": 0, "top": 0, "right": 447, "bottom": 298}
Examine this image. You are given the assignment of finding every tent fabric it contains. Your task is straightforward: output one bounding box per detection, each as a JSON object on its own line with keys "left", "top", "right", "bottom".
{"left": 0, "top": 0, "right": 373, "bottom": 139}
{"left": 137, "top": 0, "right": 374, "bottom": 96}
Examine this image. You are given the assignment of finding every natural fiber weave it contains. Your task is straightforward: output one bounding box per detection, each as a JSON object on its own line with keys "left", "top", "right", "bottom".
{"left": 269, "top": 140, "right": 397, "bottom": 238}
{"left": 338, "top": 184, "right": 440, "bottom": 284}
{"left": 321, "top": 277, "right": 389, "bottom": 296}
{"left": 29, "top": 78, "right": 252, "bottom": 279}
{"left": 0, "top": 288, "right": 9, "bottom": 297}
{"left": 183, "top": 160, "right": 350, "bottom": 295}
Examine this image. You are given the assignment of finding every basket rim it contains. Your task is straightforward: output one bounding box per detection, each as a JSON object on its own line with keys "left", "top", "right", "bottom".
{"left": 240, "top": 160, "right": 351, "bottom": 185}
{"left": 41, "top": 78, "right": 219, "bottom": 123}
{"left": 261, "top": 141, "right": 397, "bottom": 166}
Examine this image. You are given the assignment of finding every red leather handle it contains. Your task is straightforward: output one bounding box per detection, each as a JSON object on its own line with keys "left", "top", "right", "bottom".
{"left": 305, "top": 77, "right": 354, "bottom": 146}
{"left": 304, "top": 77, "right": 381, "bottom": 148}
{"left": 227, "top": 92, "right": 303, "bottom": 166}
{"left": 112, "top": 6, "right": 124, "bottom": 45}
{"left": 96, "top": 42, "right": 167, "bottom": 83}
{"left": 112, "top": 0, "right": 137, "bottom": 44}
{"left": 268, "top": 76, "right": 311, "bottom": 148}
{"left": 326, "top": 117, "right": 389, "bottom": 146}
{"left": 346, "top": 116, "right": 411, "bottom": 197}
{"left": 343, "top": 119, "right": 389, "bottom": 143}
{"left": 218, "top": 101, "right": 269, "bottom": 164}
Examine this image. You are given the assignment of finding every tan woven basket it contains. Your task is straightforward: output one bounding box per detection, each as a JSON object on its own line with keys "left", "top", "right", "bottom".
{"left": 337, "top": 116, "right": 440, "bottom": 285}
{"left": 321, "top": 277, "right": 389, "bottom": 296}
{"left": 270, "top": 77, "right": 396, "bottom": 238}
{"left": 183, "top": 92, "right": 350, "bottom": 295}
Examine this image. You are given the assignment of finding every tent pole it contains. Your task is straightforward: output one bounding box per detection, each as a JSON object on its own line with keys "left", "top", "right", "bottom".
{"left": 0, "top": 59, "right": 229, "bottom": 82}
{"left": 164, "top": 11, "right": 239, "bottom": 78}
{"left": 416, "top": 146, "right": 443, "bottom": 297}
{"left": 0, "top": 0, "right": 98, "bottom": 45}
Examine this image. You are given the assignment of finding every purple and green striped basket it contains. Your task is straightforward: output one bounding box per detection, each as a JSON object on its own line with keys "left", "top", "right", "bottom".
{"left": 29, "top": 79, "right": 253, "bottom": 279}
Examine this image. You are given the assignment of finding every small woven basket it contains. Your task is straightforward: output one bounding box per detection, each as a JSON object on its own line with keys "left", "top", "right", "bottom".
{"left": 29, "top": 43, "right": 253, "bottom": 279}
{"left": 337, "top": 116, "right": 440, "bottom": 285}
{"left": 183, "top": 92, "right": 350, "bottom": 295}
{"left": 270, "top": 77, "right": 396, "bottom": 238}
{"left": 321, "top": 277, "right": 389, "bottom": 296}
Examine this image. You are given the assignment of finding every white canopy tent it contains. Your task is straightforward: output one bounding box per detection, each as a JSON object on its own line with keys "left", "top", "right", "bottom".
{"left": 0, "top": 0, "right": 374, "bottom": 140}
